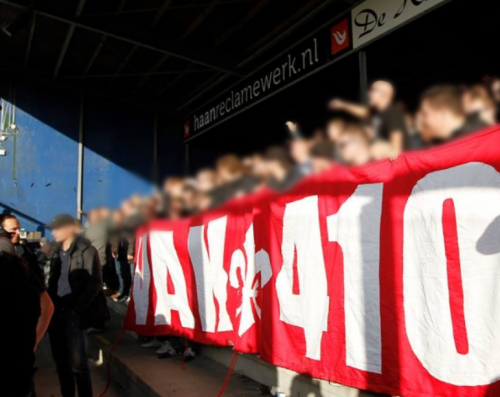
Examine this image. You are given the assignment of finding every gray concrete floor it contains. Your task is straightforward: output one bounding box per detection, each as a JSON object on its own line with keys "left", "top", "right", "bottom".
{"left": 95, "top": 308, "right": 267, "bottom": 397}
{"left": 34, "top": 335, "right": 123, "bottom": 397}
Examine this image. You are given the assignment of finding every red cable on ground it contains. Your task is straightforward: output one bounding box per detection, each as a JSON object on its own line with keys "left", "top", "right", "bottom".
{"left": 97, "top": 326, "right": 125, "bottom": 397}
{"left": 216, "top": 351, "right": 239, "bottom": 397}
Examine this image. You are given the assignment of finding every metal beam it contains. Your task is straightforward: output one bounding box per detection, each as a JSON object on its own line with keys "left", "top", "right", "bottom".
{"left": 176, "top": 0, "right": 337, "bottom": 111}
{"left": 135, "top": 0, "right": 222, "bottom": 92}
{"left": 245, "top": 0, "right": 326, "bottom": 55}
{"left": 216, "top": 0, "right": 271, "bottom": 46}
{"left": 153, "top": 110, "right": 159, "bottom": 188}
{"left": 116, "top": 0, "right": 127, "bottom": 17}
{"left": 83, "top": 0, "right": 125, "bottom": 76}
{"left": 184, "top": 0, "right": 222, "bottom": 38}
{"left": 62, "top": 68, "right": 211, "bottom": 79}
{"left": 150, "top": 0, "right": 174, "bottom": 29}
{"left": 0, "top": 58, "right": 156, "bottom": 110}
{"left": 132, "top": 53, "right": 169, "bottom": 90}
{"left": 77, "top": 92, "right": 84, "bottom": 218}
{"left": 110, "top": 0, "right": 173, "bottom": 81}
{"left": 53, "top": 25, "right": 76, "bottom": 78}
{"left": 113, "top": 45, "right": 138, "bottom": 77}
{"left": 157, "top": 0, "right": 268, "bottom": 95}
{"left": 0, "top": 0, "right": 239, "bottom": 76}
{"left": 82, "top": 0, "right": 252, "bottom": 17}
{"left": 24, "top": 11, "right": 37, "bottom": 65}
{"left": 358, "top": 51, "right": 368, "bottom": 104}
{"left": 83, "top": 34, "right": 107, "bottom": 75}
{"left": 53, "top": 0, "right": 87, "bottom": 78}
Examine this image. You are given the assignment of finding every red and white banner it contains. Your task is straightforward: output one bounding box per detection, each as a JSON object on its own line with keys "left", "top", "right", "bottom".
{"left": 126, "top": 127, "right": 500, "bottom": 397}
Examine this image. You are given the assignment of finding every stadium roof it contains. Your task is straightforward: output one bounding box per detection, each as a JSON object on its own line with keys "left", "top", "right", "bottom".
{"left": 0, "top": 0, "right": 355, "bottom": 114}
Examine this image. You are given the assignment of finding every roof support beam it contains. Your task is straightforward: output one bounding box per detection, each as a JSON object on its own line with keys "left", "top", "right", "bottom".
{"left": 135, "top": 0, "right": 222, "bottom": 92}
{"left": 116, "top": 0, "right": 127, "bottom": 17}
{"left": 110, "top": 0, "right": 174, "bottom": 81}
{"left": 177, "top": 0, "right": 336, "bottom": 111}
{"left": 62, "top": 68, "right": 211, "bottom": 80}
{"left": 150, "top": 0, "right": 173, "bottom": 29}
{"left": 246, "top": 0, "right": 325, "bottom": 55}
{"left": 157, "top": 0, "right": 269, "bottom": 96}
{"left": 52, "top": 0, "right": 87, "bottom": 78}
{"left": 0, "top": 58, "right": 154, "bottom": 110}
{"left": 24, "top": 11, "right": 37, "bottom": 65}
{"left": 217, "top": 0, "right": 271, "bottom": 46}
{"left": 81, "top": 0, "right": 252, "bottom": 18}
{"left": 152, "top": 0, "right": 225, "bottom": 96}
{"left": 83, "top": 34, "right": 106, "bottom": 75}
{"left": 83, "top": 0, "right": 125, "bottom": 76}
{"left": 0, "top": 0, "right": 239, "bottom": 76}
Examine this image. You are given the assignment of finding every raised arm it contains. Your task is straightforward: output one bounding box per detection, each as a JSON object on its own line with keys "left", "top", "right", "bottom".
{"left": 329, "top": 99, "right": 370, "bottom": 119}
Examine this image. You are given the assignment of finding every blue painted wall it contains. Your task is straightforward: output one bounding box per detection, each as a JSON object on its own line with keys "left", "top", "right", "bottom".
{"left": 0, "top": 77, "right": 184, "bottom": 235}
{"left": 0, "top": 82, "right": 79, "bottom": 233}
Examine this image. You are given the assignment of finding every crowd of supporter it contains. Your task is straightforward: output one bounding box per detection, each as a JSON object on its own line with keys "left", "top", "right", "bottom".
{"left": 1, "top": 76, "right": 500, "bottom": 396}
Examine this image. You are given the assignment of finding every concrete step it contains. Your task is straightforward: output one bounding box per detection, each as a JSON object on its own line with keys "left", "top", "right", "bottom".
{"left": 202, "top": 346, "right": 383, "bottom": 397}
{"left": 103, "top": 299, "right": 386, "bottom": 397}
{"left": 90, "top": 303, "right": 266, "bottom": 397}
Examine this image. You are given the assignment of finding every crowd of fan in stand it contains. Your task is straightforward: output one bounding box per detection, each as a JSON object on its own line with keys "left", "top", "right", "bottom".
{"left": 1, "top": 77, "right": 499, "bottom": 397}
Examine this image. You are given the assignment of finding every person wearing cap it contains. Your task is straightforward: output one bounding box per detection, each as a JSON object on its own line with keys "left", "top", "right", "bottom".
{"left": 46, "top": 213, "right": 105, "bottom": 397}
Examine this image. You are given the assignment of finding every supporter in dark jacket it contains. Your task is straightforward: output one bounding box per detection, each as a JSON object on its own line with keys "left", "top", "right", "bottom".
{"left": 264, "top": 146, "right": 304, "bottom": 192}
{"left": 1, "top": 214, "right": 44, "bottom": 284}
{"left": 0, "top": 230, "right": 16, "bottom": 254}
{"left": 84, "top": 209, "right": 118, "bottom": 291}
{"left": 0, "top": 252, "right": 41, "bottom": 397}
{"left": 418, "top": 85, "right": 489, "bottom": 146}
{"left": 330, "top": 80, "right": 408, "bottom": 157}
{"left": 210, "top": 154, "right": 259, "bottom": 207}
{"left": 1, "top": 214, "right": 54, "bottom": 353}
{"left": 110, "top": 209, "right": 131, "bottom": 301}
{"left": 310, "top": 141, "right": 335, "bottom": 174}
{"left": 47, "top": 213, "right": 107, "bottom": 397}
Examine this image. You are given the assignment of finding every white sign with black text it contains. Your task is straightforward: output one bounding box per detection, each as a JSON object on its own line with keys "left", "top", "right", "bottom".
{"left": 351, "top": 0, "right": 448, "bottom": 49}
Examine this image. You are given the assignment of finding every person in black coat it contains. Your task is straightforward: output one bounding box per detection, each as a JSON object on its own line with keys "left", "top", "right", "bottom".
{"left": 46, "top": 214, "right": 108, "bottom": 397}
{"left": 0, "top": 252, "right": 41, "bottom": 397}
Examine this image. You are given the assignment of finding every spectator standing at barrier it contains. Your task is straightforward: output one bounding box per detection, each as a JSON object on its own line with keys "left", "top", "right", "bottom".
{"left": 310, "top": 141, "right": 336, "bottom": 174}
{"left": 462, "top": 84, "right": 496, "bottom": 127}
{"left": 285, "top": 121, "right": 313, "bottom": 176}
{"left": 121, "top": 197, "right": 146, "bottom": 282}
{"left": 82, "top": 207, "right": 116, "bottom": 293}
{"left": 37, "top": 237, "right": 52, "bottom": 287}
{"left": 264, "top": 146, "right": 303, "bottom": 192}
{"left": 196, "top": 168, "right": 216, "bottom": 193}
{"left": 110, "top": 209, "right": 131, "bottom": 302}
{"left": 0, "top": 252, "right": 42, "bottom": 397}
{"left": 337, "top": 124, "right": 373, "bottom": 166}
{"left": 485, "top": 76, "right": 500, "bottom": 121}
{"left": 330, "top": 80, "right": 408, "bottom": 158}
{"left": 46, "top": 213, "right": 107, "bottom": 397}
{"left": 211, "top": 155, "right": 259, "bottom": 207}
{"left": 418, "top": 85, "right": 488, "bottom": 146}
{"left": 326, "top": 117, "right": 346, "bottom": 145}
{"left": 182, "top": 180, "right": 198, "bottom": 215}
